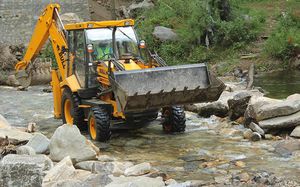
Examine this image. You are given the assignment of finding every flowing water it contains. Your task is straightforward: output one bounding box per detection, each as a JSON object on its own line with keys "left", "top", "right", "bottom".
{"left": 0, "top": 86, "right": 299, "bottom": 182}
{"left": 255, "top": 70, "right": 300, "bottom": 99}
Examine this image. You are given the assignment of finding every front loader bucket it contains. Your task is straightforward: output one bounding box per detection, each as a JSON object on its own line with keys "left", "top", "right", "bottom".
{"left": 110, "top": 63, "right": 225, "bottom": 112}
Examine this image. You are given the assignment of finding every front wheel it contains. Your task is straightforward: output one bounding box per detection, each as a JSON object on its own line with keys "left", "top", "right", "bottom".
{"left": 88, "top": 107, "right": 111, "bottom": 142}
{"left": 162, "top": 106, "right": 186, "bottom": 133}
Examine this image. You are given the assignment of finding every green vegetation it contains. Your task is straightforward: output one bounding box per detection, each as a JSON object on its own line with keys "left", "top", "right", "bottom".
{"left": 136, "top": 0, "right": 265, "bottom": 69}
{"left": 264, "top": 13, "right": 300, "bottom": 61}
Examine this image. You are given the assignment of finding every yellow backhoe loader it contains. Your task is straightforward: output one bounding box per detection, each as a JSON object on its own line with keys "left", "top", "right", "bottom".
{"left": 15, "top": 4, "right": 225, "bottom": 141}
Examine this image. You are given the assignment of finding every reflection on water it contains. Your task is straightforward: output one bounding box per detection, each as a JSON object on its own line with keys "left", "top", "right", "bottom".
{"left": 254, "top": 70, "right": 300, "bottom": 99}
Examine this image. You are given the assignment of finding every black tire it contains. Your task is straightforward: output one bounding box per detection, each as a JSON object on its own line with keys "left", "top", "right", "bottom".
{"left": 61, "top": 88, "right": 86, "bottom": 130}
{"left": 162, "top": 106, "right": 186, "bottom": 133}
{"left": 88, "top": 107, "right": 111, "bottom": 142}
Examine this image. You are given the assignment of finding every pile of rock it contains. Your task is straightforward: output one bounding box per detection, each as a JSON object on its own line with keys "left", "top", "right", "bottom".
{"left": 186, "top": 83, "right": 300, "bottom": 141}
{"left": 0, "top": 122, "right": 172, "bottom": 186}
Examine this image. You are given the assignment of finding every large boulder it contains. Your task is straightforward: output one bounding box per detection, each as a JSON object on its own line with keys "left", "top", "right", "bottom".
{"left": 0, "top": 114, "right": 10, "bottom": 129}
{"left": 106, "top": 176, "right": 165, "bottom": 187}
{"left": 246, "top": 95, "right": 300, "bottom": 122}
{"left": 16, "top": 145, "right": 36, "bottom": 155}
{"left": 0, "top": 154, "right": 53, "bottom": 187}
{"left": 153, "top": 26, "right": 178, "bottom": 42}
{"left": 258, "top": 110, "right": 300, "bottom": 129}
{"left": 26, "top": 133, "right": 50, "bottom": 154}
{"left": 49, "top": 124, "right": 99, "bottom": 162}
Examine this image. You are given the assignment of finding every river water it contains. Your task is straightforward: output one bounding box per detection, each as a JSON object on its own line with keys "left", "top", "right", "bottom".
{"left": 255, "top": 70, "right": 300, "bottom": 99}
{"left": 0, "top": 85, "right": 299, "bottom": 183}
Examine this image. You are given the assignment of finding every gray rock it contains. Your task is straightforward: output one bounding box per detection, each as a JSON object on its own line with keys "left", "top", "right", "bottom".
{"left": 124, "top": 162, "right": 151, "bottom": 176}
{"left": 264, "top": 134, "right": 274, "bottom": 140}
{"left": 0, "top": 156, "right": 44, "bottom": 187}
{"left": 197, "top": 101, "right": 228, "bottom": 118}
{"left": 106, "top": 176, "right": 165, "bottom": 187}
{"left": 291, "top": 126, "right": 300, "bottom": 138}
{"left": 97, "top": 154, "right": 117, "bottom": 162}
{"left": 43, "top": 156, "right": 75, "bottom": 184}
{"left": 228, "top": 91, "right": 252, "bottom": 120}
{"left": 75, "top": 160, "right": 133, "bottom": 176}
{"left": 169, "top": 180, "right": 207, "bottom": 187}
{"left": 153, "top": 26, "right": 178, "bottom": 42}
{"left": 82, "top": 173, "right": 112, "bottom": 187}
{"left": 0, "top": 114, "right": 10, "bottom": 129}
{"left": 26, "top": 133, "right": 50, "bottom": 154}
{"left": 1, "top": 154, "right": 53, "bottom": 171}
{"left": 61, "top": 13, "right": 83, "bottom": 24}
{"left": 16, "top": 145, "right": 36, "bottom": 155}
{"left": 127, "top": 0, "right": 154, "bottom": 17}
{"left": 49, "top": 124, "right": 98, "bottom": 162}
{"left": 259, "top": 110, "right": 300, "bottom": 129}
{"left": 249, "top": 122, "right": 265, "bottom": 136}
{"left": 251, "top": 132, "right": 262, "bottom": 141}
{"left": 0, "top": 127, "right": 33, "bottom": 141}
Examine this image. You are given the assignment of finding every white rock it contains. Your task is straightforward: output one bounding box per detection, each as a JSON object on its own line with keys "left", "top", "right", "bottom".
{"left": 97, "top": 154, "right": 117, "bottom": 162}
{"left": 26, "top": 133, "right": 50, "bottom": 154}
{"left": 49, "top": 124, "right": 98, "bottom": 162}
{"left": 124, "top": 162, "right": 151, "bottom": 176}
{"left": 43, "top": 156, "right": 75, "bottom": 184}
{"left": 106, "top": 176, "right": 165, "bottom": 187}
{"left": 153, "top": 26, "right": 178, "bottom": 42}
{"left": 16, "top": 145, "right": 36, "bottom": 155}
{"left": 291, "top": 126, "right": 300, "bottom": 138}
{"left": 249, "top": 122, "right": 265, "bottom": 136}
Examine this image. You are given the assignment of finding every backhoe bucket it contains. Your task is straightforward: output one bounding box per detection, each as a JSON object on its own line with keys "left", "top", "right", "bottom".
{"left": 110, "top": 63, "right": 225, "bottom": 112}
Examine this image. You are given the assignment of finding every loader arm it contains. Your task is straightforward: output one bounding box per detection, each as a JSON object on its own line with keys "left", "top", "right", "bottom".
{"left": 15, "top": 4, "right": 68, "bottom": 86}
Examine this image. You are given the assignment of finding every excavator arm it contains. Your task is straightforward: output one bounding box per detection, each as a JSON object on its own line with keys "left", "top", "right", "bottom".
{"left": 15, "top": 4, "right": 68, "bottom": 87}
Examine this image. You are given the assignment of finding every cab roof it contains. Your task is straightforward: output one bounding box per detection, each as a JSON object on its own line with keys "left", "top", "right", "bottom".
{"left": 64, "top": 19, "right": 135, "bottom": 30}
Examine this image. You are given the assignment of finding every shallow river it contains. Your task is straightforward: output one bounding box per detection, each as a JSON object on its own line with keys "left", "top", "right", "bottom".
{"left": 0, "top": 86, "right": 299, "bottom": 182}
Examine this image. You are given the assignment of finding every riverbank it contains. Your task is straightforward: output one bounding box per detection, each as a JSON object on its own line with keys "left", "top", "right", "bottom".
{"left": 0, "top": 83, "right": 299, "bottom": 186}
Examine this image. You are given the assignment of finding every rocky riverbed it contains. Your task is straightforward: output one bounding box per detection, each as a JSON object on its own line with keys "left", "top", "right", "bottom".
{"left": 0, "top": 84, "right": 300, "bottom": 186}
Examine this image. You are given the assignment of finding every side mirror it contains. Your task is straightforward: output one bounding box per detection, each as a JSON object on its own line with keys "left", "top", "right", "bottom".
{"left": 87, "top": 44, "right": 94, "bottom": 53}
{"left": 139, "top": 40, "right": 146, "bottom": 49}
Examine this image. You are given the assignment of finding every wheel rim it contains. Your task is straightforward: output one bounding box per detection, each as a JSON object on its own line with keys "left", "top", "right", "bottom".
{"left": 89, "top": 116, "right": 97, "bottom": 140}
{"left": 64, "top": 99, "right": 73, "bottom": 125}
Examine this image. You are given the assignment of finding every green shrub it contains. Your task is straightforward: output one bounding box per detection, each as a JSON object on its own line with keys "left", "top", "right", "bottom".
{"left": 264, "top": 13, "right": 300, "bottom": 60}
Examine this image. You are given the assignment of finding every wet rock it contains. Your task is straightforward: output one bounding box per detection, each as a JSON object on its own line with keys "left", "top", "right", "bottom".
{"left": 197, "top": 101, "right": 228, "bottom": 118}
{"left": 234, "top": 160, "right": 246, "bottom": 168}
{"left": 26, "top": 122, "right": 36, "bottom": 133}
{"left": 251, "top": 132, "right": 262, "bottom": 141}
{"left": 219, "top": 128, "right": 243, "bottom": 137}
{"left": 249, "top": 122, "right": 265, "bottom": 136}
{"left": 26, "top": 133, "right": 50, "bottom": 154}
{"left": 124, "top": 162, "right": 151, "bottom": 176}
{"left": 106, "top": 176, "right": 165, "bottom": 187}
{"left": 0, "top": 127, "right": 33, "bottom": 141}
{"left": 170, "top": 180, "right": 207, "bottom": 187}
{"left": 274, "top": 140, "right": 300, "bottom": 157}
{"left": 16, "top": 145, "right": 36, "bottom": 155}
{"left": 291, "top": 126, "right": 300, "bottom": 138}
{"left": 214, "top": 174, "right": 232, "bottom": 184}
{"left": 75, "top": 160, "right": 133, "bottom": 176}
{"left": 243, "top": 129, "right": 253, "bottom": 139}
{"left": 228, "top": 91, "right": 252, "bottom": 120}
{"left": 0, "top": 114, "right": 10, "bottom": 129}
{"left": 153, "top": 26, "right": 178, "bottom": 42}
{"left": 49, "top": 124, "right": 98, "bottom": 162}
{"left": 259, "top": 110, "right": 300, "bottom": 129}
{"left": 43, "top": 156, "right": 75, "bottom": 184}
{"left": 264, "top": 134, "right": 274, "bottom": 140}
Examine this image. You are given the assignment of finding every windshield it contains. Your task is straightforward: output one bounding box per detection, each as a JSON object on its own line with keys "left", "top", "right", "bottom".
{"left": 115, "top": 27, "right": 140, "bottom": 59}
{"left": 85, "top": 27, "right": 140, "bottom": 61}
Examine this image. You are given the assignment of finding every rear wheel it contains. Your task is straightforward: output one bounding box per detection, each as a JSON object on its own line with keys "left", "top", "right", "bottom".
{"left": 61, "top": 88, "right": 86, "bottom": 130}
{"left": 88, "top": 107, "right": 111, "bottom": 142}
{"left": 162, "top": 106, "right": 186, "bottom": 133}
